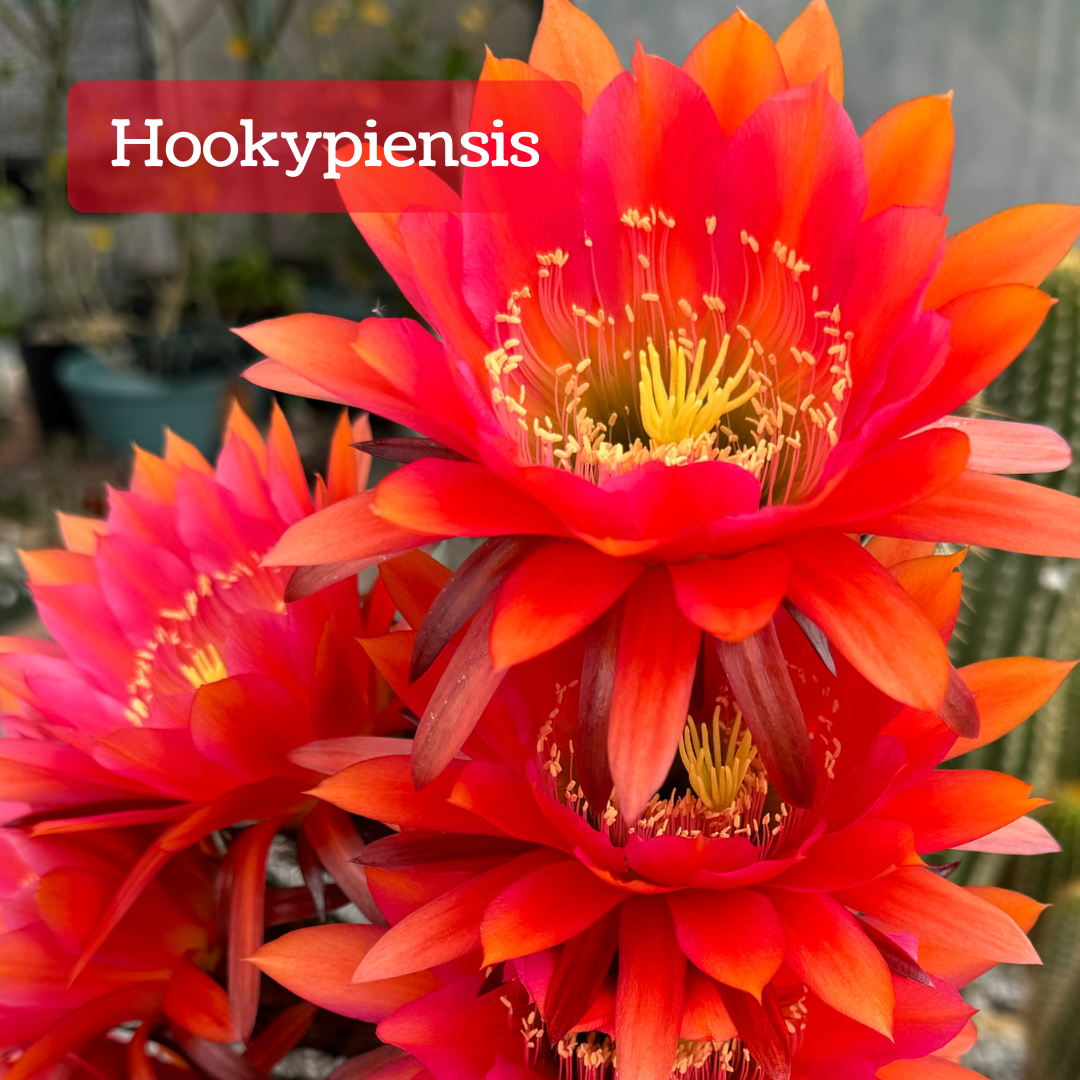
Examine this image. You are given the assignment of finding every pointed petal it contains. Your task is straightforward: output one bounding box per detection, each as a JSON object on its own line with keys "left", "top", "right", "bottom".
{"left": 410, "top": 537, "right": 530, "bottom": 682}
{"left": 861, "top": 94, "right": 953, "bottom": 218}
{"left": 309, "top": 756, "right": 503, "bottom": 836}
{"left": 528, "top": 0, "right": 622, "bottom": 111}
{"left": 768, "top": 890, "right": 894, "bottom": 1037}
{"left": 865, "top": 470, "right": 1080, "bottom": 558}
{"left": 326, "top": 411, "right": 369, "bottom": 503}
{"left": 925, "top": 416, "right": 1071, "bottom": 475}
{"left": 412, "top": 593, "right": 506, "bottom": 789}
{"left": 355, "top": 849, "right": 560, "bottom": 980}
{"left": 576, "top": 602, "right": 621, "bottom": 813}
{"left": 783, "top": 530, "right": 950, "bottom": 710}
{"left": 667, "top": 889, "right": 785, "bottom": 999}
{"left": 607, "top": 570, "right": 701, "bottom": 823}
{"left": 57, "top": 512, "right": 108, "bottom": 555}
{"left": 713, "top": 985, "right": 791, "bottom": 1080}
{"left": 490, "top": 541, "right": 642, "bottom": 669}
{"left": 681, "top": 967, "right": 737, "bottom": 1042}
{"left": 776, "top": 0, "right": 844, "bottom": 102}
{"left": 925, "top": 203, "right": 1080, "bottom": 310}
{"left": 252, "top": 924, "right": 439, "bottom": 1021}
{"left": 375, "top": 458, "right": 568, "bottom": 540}
{"left": 714, "top": 621, "right": 816, "bottom": 809}
{"left": 669, "top": 549, "right": 790, "bottom": 642}
{"left": 238, "top": 315, "right": 474, "bottom": 454}
{"left": 264, "top": 491, "right": 433, "bottom": 568}
{"left": 885, "top": 770, "right": 1047, "bottom": 854}
{"left": 887, "top": 550, "right": 965, "bottom": 642}
{"left": 890, "top": 286, "right": 1054, "bottom": 435}
{"left": 545, "top": 911, "right": 621, "bottom": 1042}
{"left": 304, "top": 802, "right": 384, "bottom": 925}
{"left": 955, "top": 816, "right": 1060, "bottom": 856}
{"left": 839, "top": 867, "right": 1040, "bottom": 964}
{"left": 946, "top": 657, "right": 1075, "bottom": 760}
{"left": 480, "top": 857, "right": 625, "bottom": 965}
{"left": 228, "top": 818, "right": 279, "bottom": 1042}
{"left": 616, "top": 896, "right": 686, "bottom": 1080}
{"left": 683, "top": 11, "right": 789, "bottom": 135}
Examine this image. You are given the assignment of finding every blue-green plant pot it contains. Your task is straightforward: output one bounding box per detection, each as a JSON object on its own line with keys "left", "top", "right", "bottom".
{"left": 57, "top": 352, "right": 230, "bottom": 459}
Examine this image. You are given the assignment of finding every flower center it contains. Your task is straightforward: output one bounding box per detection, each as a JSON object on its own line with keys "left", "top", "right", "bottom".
{"left": 538, "top": 699, "right": 802, "bottom": 854}
{"left": 125, "top": 561, "right": 286, "bottom": 725}
{"left": 486, "top": 211, "right": 852, "bottom": 506}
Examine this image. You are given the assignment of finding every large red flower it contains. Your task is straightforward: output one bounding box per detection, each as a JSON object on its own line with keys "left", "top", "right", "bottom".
{"left": 251, "top": 538, "right": 1067, "bottom": 1080}
{"left": 239, "top": 0, "right": 1080, "bottom": 810}
{"left": 0, "top": 405, "right": 427, "bottom": 1039}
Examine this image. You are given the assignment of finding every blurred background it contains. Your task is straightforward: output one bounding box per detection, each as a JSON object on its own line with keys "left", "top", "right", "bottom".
{"left": 1, "top": 2, "right": 1079, "bottom": 1078}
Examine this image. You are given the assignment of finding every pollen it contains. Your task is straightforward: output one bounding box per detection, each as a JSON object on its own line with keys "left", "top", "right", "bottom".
{"left": 482, "top": 209, "right": 853, "bottom": 506}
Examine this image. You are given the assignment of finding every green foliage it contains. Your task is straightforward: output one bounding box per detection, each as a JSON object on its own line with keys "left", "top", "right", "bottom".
{"left": 210, "top": 249, "right": 304, "bottom": 322}
{"left": 951, "top": 255, "right": 1080, "bottom": 786}
{"left": 946, "top": 257, "right": 1080, "bottom": 1079}
{"left": 1025, "top": 881, "right": 1080, "bottom": 1080}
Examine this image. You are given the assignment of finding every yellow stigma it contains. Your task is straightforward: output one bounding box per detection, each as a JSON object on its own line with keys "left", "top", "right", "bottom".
{"left": 679, "top": 706, "right": 757, "bottom": 812}
{"left": 181, "top": 643, "right": 228, "bottom": 689}
{"left": 638, "top": 333, "right": 759, "bottom": 446}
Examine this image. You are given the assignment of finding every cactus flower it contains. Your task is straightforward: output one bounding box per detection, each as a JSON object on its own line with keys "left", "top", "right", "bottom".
{"left": 250, "top": 539, "right": 1066, "bottom": 1080}
{"left": 239, "top": 0, "right": 1080, "bottom": 811}
{"left": 0, "top": 405, "right": 417, "bottom": 1040}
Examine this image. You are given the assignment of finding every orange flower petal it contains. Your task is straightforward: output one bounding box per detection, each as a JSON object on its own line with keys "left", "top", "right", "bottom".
{"left": 264, "top": 490, "right": 433, "bottom": 568}
{"left": 863, "top": 469, "right": 1080, "bottom": 558}
{"left": 768, "top": 890, "right": 894, "bottom": 1037}
{"left": 898, "top": 285, "right": 1054, "bottom": 431}
{"left": 490, "top": 541, "right": 642, "bottom": 669}
{"left": 884, "top": 769, "right": 1047, "bottom": 853}
{"left": 668, "top": 548, "right": 790, "bottom": 642}
{"left": 666, "top": 889, "right": 785, "bottom": 999}
{"left": 783, "top": 530, "right": 950, "bottom": 711}
{"left": 252, "top": 924, "right": 438, "bottom": 1021}
{"left": 861, "top": 94, "right": 954, "bottom": 219}
{"left": 839, "top": 867, "right": 1039, "bottom": 964}
{"left": 925, "top": 202, "right": 1080, "bottom": 310}
{"left": 887, "top": 550, "right": 965, "bottom": 641}
{"left": 607, "top": 569, "right": 701, "bottom": 823}
{"left": 480, "top": 857, "right": 625, "bottom": 965}
{"left": 776, "top": 0, "right": 843, "bottom": 102}
{"left": 680, "top": 966, "right": 737, "bottom": 1043}
{"left": 682, "top": 11, "right": 788, "bottom": 135}
{"left": 354, "top": 849, "right": 560, "bottom": 980}
{"left": 946, "top": 656, "right": 1076, "bottom": 760}
{"left": 528, "top": 0, "right": 622, "bottom": 111}
{"left": 616, "top": 896, "right": 687, "bottom": 1080}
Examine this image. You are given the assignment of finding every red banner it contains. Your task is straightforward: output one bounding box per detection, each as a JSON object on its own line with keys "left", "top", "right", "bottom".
{"left": 68, "top": 80, "right": 582, "bottom": 214}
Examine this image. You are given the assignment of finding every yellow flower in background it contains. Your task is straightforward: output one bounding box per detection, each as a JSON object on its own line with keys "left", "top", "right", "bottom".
{"left": 358, "top": 0, "right": 391, "bottom": 26}
{"left": 225, "top": 34, "right": 251, "bottom": 61}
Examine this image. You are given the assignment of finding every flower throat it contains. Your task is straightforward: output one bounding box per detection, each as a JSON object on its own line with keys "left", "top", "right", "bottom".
{"left": 485, "top": 209, "right": 853, "bottom": 507}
